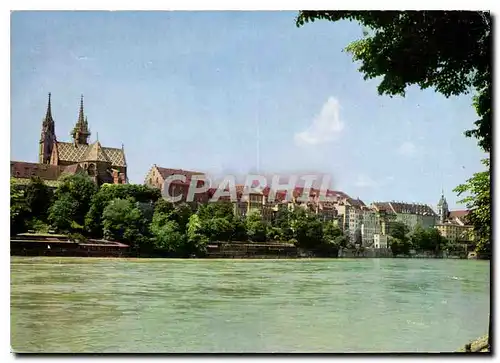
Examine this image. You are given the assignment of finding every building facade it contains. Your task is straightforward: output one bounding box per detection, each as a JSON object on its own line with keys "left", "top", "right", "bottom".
{"left": 11, "top": 93, "right": 127, "bottom": 186}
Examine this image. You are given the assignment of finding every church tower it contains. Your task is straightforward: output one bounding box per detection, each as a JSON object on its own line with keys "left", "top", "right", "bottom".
{"left": 39, "top": 93, "right": 57, "bottom": 164}
{"left": 437, "top": 190, "right": 449, "bottom": 224}
{"left": 71, "top": 95, "right": 91, "bottom": 145}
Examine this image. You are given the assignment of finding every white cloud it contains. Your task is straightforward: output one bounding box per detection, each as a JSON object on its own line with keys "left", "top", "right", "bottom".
{"left": 355, "top": 174, "right": 379, "bottom": 188}
{"left": 294, "top": 96, "right": 345, "bottom": 146}
{"left": 398, "top": 141, "right": 418, "bottom": 156}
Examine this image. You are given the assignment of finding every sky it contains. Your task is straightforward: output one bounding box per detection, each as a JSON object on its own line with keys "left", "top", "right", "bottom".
{"left": 10, "top": 11, "right": 488, "bottom": 210}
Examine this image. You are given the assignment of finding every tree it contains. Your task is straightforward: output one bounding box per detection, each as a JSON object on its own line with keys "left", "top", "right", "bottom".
{"left": 10, "top": 179, "right": 30, "bottom": 235}
{"left": 296, "top": 11, "right": 491, "bottom": 152}
{"left": 55, "top": 174, "right": 98, "bottom": 229}
{"left": 48, "top": 194, "right": 79, "bottom": 232}
{"left": 169, "top": 203, "right": 194, "bottom": 234}
{"left": 272, "top": 206, "right": 294, "bottom": 241}
{"left": 186, "top": 214, "right": 209, "bottom": 255}
{"left": 410, "top": 225, "right": 431, "bottom": 251}
{"left": 454, "top": 158, "right": 490, "bottom": 256}
{"left": 150, "top": 220, "right": 186, "bottom": 255}
{"left": 296, "top": 11, "right": 491, "bottom": 258}
{"left": 25, "top": 177, "right": 53, "bottom": 222}
{"left": 197, "top": 201, "right": 235, "bottom": 221}
{"left": 102, "top": 198, "right": 145, "bottom": 244}
{"left": 388, "top": 221, "right": 412, "bottom": 256}
{"left": 323, "top": 221, "right": 343, "bottom": 244}
{"left": 246, "top": 210, "right": 267, "bottom": 242}
{"left": 202, "top": 217, "right": 233, "bottom": 242}
{"left": 291, "top": 209, "right": 324, "bottom": 248}
{"left": 85, "top": 183, "right": 161, "bottom": 237}
{"left": 232, "top": 216, "right": 248, "bottom": 241}
{"left": 426, "top": 228, "right": 447, "bottom": 254}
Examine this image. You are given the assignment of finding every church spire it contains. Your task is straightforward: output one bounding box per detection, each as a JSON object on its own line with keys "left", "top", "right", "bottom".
{"left": 71, "top": 94, "right": 91, "bottom": 145}
{"left": 78, "top": 94, "right": 85, "bottom": 126}
{"left": 39, "top": 92, "right": 56, "bottom": 164}
{"left": 45, "top": 92, "right": 53, "bottom": 123}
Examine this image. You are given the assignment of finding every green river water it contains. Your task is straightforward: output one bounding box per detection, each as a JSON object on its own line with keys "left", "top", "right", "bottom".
{"left": 10, "top": 257, "right": 490, "bottom": 353}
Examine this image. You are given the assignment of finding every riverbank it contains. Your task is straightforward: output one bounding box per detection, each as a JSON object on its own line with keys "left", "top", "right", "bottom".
{"left": 457, "top": 335, "right": 489, "bottom": 353}
{"left": 11, "top": 234, "right": 487, "bottom": 260}
{"left": 11, "top": 233, "right": 129, "bottom": 257}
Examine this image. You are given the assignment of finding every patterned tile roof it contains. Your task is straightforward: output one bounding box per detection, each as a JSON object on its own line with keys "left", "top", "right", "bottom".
{"left": 56, "top": 142, "right": 126, "bottom": 167}
{"left": 80, "top": 141, "right": 112, "bottom": 163}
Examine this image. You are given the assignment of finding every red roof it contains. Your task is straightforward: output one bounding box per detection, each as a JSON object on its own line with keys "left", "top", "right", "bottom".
{"left": 449, "top": 210, "right": 469, "bottom": 219}
{"left": 11, "top": 161, "right": 65, "bottom": 180}
{"left": 155, "top": 166, "right": 206, "bottom": 186}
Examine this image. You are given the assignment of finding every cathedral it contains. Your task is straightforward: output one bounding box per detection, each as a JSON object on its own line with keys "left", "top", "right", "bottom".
{"left": 11, "top": 93, "right": 127, "bottom": 186}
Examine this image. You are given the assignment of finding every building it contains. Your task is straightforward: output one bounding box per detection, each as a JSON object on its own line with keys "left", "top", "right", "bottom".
{"left": 373, "top": 234, "right": 388, "bottom": 248}
{"left": 11, "top": 93, "right": 127, "bottom": 186}
{"left": 436, "top": 222, "right": 474, "bottom": 244}
{"left": 360, "top": 208, "right": 381, "bottom": 247}
{"left": 371, "top": 201, "right": 437, "bottom": 232}
{"left": 143, "top": 165, "right": 208, "bottom": 203}
{"left": 434, "top": 193, "right": 475, "bottom": 244}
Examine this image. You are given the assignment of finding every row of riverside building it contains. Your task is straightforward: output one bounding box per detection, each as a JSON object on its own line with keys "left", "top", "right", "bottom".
{"left": 11, "top": 94, "right": 475, "bottom": 248}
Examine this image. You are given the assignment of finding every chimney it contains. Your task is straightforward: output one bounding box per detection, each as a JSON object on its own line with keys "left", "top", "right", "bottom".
{"left": 112, "top": 169, "right": 119, "bottom": 184}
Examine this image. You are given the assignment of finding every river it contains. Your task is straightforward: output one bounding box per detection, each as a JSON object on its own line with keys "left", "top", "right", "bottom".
{"left": 10, "top": 257, "right": 490, "bottom": 353}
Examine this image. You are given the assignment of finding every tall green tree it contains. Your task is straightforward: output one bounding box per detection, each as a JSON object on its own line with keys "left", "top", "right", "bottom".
{"left": 48, "top": 194, "right": 79, "bottom": 232}
{"left": 296, "top": 11, "right": 491, "bottom": 256}
{"left": 246, "top": 210, "right": 268, "bottom": 242}
{"left": 10, "top": 179, "right": 30, "bottom": 235}
{"left": 388, "top": 221, "right": 412, "bottom": 256}
{"left": 454, "top": 158, "right": 490, "bottom": 256}
{"left": 290, "top": 208, "right": 324, "bottom": 248}
{"left": 25, "top": 177, "right": 53, "bottom": 222}
{"left": 102, "top": 198, "right": 145, "bottom": 244}
{"left": 85, "top": 184, "right": 161, "bottom": 237}
{"left": 55, "top": 174, "right": 98, "bottom": 229}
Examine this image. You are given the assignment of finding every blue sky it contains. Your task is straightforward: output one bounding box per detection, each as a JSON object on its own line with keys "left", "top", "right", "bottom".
{"left": 11, "top": 11, "right": 487, "bottom": 210}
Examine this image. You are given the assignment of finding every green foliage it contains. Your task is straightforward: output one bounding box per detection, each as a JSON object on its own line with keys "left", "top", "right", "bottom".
{"left": 454, "top": 159, "right": 490, "bottom": 256}
{"left": 296, "top": 10, "right": 491, "bottom": 259}
{"left": 266, "top": 226, "right": 283, "bottom": 241}
{"left": 202, "top": 217, "right": 233, "bottom": 242}
{"left": 186, "top": 214, "right": 209, "bottom": 255}
{"left": 25, "top": 177, "right": 53, "bottom": 221}
{"left": 85, "top": 183, "right": 161, "bottom": 236}
{"left": 102, "top": 198, "right": 145, "bottom": 243}
{"left": 290, "top": 209, "right": 324, "bottom": 248}
{"left": 169, "top": 203, "right": 195, "bottom": 234}
{"left": 150, "top": 219, "right": 186, "bottom": 254}
{"left": 246, "top": 210, "right": 268, "bottom": 242}
{"left": 322, "top": 221, "right": 349, "bottom": 249}
{"left": 48, "top": 194, "right": 79, "bottom": 233}
{"left": 296, "top": 11, "right": 491, "bottom": 152}
{"left": 272, "top": 206, "right": 294, "bottom": 241}
{"left": 56, "top": 174, "right": 98, "bottom": 228}
{"left": 10, "top": 179, "right": 30, "bottom": 235}
{"left": 197, "top": 201, "right": 234, "bottom": 221}
{"left": 26, "top": 218, "right": 50, "bottom": 234}
{"left": 231, "top": 216, "right": 248, "bottom": 241}
{"left": 388, "top": 221, "right": 412, "bottom": 256}
{"left": 410, "top": 225, "right": 448, "bottom": 253}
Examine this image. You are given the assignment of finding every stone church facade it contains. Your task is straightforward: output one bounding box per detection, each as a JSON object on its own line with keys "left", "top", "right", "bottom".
{"left": 11, "top": 93, "right": 127, "bottom": 186}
